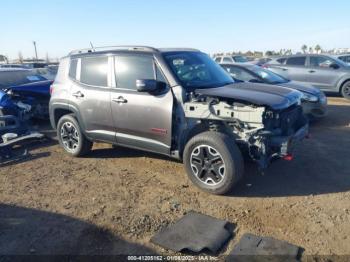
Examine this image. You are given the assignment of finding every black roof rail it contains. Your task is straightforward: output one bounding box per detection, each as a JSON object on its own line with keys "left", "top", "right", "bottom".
{"left": 68, "top": 45, "right": 159, "bottom": 55}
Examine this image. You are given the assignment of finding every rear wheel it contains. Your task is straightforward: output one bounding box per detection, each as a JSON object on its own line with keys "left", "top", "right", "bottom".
{"left": 341, "top": 80, "right": 350, "bottom": 99}
{"left": 183, "top": 131, "right": 244, "bottom": 195}
{"left": 57, "top": 114, "right": 92, "bottom": 157}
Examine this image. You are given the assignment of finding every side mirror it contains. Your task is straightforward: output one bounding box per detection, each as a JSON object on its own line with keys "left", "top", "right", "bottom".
{"left": 136, "top": 79, "right": 165, "bottom": 93}
{"left": 329, "top": 63, "right": 340, "bottom": 69}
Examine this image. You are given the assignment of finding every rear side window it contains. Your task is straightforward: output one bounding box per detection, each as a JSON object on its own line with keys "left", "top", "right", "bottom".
{"left": 69, "top": 59, "right": 78, "bottom": 79}
{"left": 115, "top": 55, "right": 155, "bottom": 90}
{"left": 80, "top": 56, "right": 108, "bottom": 86}
{"left": 286, "top": 56, "right": 306, "bottom": 66}
{"left": 214, "top": 57, "right": 221, "bottom": 63}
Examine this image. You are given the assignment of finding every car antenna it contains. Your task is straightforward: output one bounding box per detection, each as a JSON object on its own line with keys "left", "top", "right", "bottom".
{"left": 89, "top": 42, "right": 95, "bottom": 52}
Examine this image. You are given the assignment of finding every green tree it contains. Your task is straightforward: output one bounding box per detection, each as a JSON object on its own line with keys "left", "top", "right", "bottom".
{"left": 315, "top": 45, "right": 322, "bottom": 54}
{"left": 301, "top": 44, "right": 308, "bottom": 53}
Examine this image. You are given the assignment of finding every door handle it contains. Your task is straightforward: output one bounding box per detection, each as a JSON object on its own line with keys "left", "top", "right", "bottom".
{"left": 281, "top": 68, "right": 288, "bottom": 71}
{"left": 112, "top": 96, "right": 128, "bottom": 103}
{"left": 308, "top": 70, "right": 316, "bottom": 73}
{"left": 72, "top": 91, "right": 84, "bottom": 98}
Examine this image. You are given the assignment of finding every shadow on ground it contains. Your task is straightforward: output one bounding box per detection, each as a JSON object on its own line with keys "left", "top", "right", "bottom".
{"left": 0, "top": 204, "right": 157, "bottom": 257}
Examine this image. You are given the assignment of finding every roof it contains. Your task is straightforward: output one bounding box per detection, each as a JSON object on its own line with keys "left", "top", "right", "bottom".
{"left": 68, "top": 45, "right": 200, "bottom": 56}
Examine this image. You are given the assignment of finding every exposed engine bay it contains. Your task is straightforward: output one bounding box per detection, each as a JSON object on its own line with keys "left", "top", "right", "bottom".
{"left": 183, "top": 95, "right": 308, "bottom": 170}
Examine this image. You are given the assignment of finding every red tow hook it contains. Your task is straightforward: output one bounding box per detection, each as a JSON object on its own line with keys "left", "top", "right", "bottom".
{"left": 283, "top": 154, "right": 294, "bottom": 161}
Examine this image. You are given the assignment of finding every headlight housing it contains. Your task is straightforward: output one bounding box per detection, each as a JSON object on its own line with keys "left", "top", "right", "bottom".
{"left": 301, "top": 92, "right": 318, "bottom": 102}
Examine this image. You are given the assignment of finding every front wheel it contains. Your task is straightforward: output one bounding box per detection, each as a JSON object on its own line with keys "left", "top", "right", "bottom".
{"left": 183, "top": 131, "right": 244, "bottom": 195}
{"left": 341, "top": 80, "right": 350, "bottom": 100}
{"left": 57, "top": 114, "right": 92, "bottom": 157}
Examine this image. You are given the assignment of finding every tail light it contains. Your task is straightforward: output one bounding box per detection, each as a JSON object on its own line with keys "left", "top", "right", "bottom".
{"left": 50, "top": 85, "right": 54, "bottom": 95}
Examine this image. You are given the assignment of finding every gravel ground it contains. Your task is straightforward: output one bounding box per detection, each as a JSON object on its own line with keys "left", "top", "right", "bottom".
{"left": 0, "top": 97, "right": 350, "bottom": 259}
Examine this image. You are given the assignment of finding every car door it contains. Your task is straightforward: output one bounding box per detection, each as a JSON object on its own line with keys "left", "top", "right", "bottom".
{"left": 281, "top": 56, "right": 309, "bottom": 83}
{"left": 69, "top": 55, "right": 115, "bottom": 142}
{"left": 110, "top": 53, "right": 173, "bottom": 155}
{"left": 307, "top": 55, "right": 343, "bottom": 91}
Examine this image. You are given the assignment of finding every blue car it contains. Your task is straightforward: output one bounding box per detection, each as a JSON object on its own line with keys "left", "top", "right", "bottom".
{"left": 0, "top": 68, "right": 52, "bottom": 119}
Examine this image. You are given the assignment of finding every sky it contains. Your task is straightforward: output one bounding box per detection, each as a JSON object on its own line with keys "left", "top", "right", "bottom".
{"left": 1, "top": 0, "right": 350, "bottom": 60}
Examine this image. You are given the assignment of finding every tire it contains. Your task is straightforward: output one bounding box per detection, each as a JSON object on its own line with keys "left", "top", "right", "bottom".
{"left": 57, "top": 114, "right": 92, "bottom": 157}
{"left": 183, "top": 131, "right": 244, "bottom": 195}
{"left": 341, "top": 80, "right": 350, "bottom": 100}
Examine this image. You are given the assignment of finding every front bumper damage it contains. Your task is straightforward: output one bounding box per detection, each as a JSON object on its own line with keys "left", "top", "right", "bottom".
{"left": 270, "top": 123, "right": 309, "bottom": 157}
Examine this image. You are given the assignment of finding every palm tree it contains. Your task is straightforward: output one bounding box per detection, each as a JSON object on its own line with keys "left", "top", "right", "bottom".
{"left": 301, "top": 44, "right": 308, "bottom": 53}
{"left": 309, "top": 47, "right": 313, "bottom": 54}
{"left": 315, "top": 45, "right": 322, "bottom": 54}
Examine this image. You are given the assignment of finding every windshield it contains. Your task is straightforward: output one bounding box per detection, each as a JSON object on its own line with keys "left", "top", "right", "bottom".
{"left": 163, "top": 51, "right": 234, "bottom": 90}
{"left": 250, "top": 66, "right": 288, "bottom": 84}
{"left": 233, "top": 56, "right": 248, "bottom": 63}
{"left": 0, "top": 70, "right": 47, "bottom": 88}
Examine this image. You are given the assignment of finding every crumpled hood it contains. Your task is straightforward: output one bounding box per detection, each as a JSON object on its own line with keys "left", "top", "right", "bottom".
{"left": 195, "top": 82, "right": 302, "bottom": 110}
{"left": 6, "top": 80, "right": 52, "bottom": 97}
{"left": 277, "top": 81, "right": 320, "bottom": 96}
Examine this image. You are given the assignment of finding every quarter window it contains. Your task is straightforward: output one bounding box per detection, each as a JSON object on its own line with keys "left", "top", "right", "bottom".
{"left": 276, "top": 58, "right": 286, "bottom": 64}
{"left": 80, "top": 56, "right": 108, "bottom": 86}
{"left": 115, "top": 55, "right": 155, "bottom": 90}
{"left": 68, "top": 59, "right": 78, "bottom": 79}
{"left": 286, "top": 56, "right": 306, "bottom": 66}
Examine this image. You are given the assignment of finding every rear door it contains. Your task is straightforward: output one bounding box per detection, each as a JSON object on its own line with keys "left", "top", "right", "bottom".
{"left": 69, "top": 55, "right": 115, "bottom": 142}
{"left": 282, "top": 56, "right": 308, "bottom": 82}
{"left": 110, "top": 53, "right": 173, "bottom": 155}
{"left": 307, "top": 55, "right": 343, "bottom": 91}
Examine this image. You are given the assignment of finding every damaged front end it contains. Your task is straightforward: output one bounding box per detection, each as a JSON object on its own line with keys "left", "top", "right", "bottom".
{"left": 184, "top": 93, "right": 308, "bottom": 171}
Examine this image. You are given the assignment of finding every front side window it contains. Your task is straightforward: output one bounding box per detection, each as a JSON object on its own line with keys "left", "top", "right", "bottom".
{"left": 163, "top": 51, "right": 234, "bottom": 90}
{"left": 80, "top": 56, "right": 108, "bottom": 86}
{"left": 310, "top": 56, "right": 335, "bottom": 68}
{"left": 115, "top": 55, "right": 155, "bottom": 90}
{"left": 286, "top": 56, "right": 306, "bottom": 66}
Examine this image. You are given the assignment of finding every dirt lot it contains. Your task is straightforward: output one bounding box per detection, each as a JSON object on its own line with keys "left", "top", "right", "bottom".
{"left": 1, "top": 97, "right": 350, "bottom": 259}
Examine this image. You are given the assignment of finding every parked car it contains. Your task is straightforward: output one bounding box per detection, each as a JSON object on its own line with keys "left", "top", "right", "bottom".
{"left": 50, "top": 46, "right": 308, "bottom": 195}
{"left": 0, "top": 69, "right": 52, "bottom": 118}
{"left": 0, "top": 64, "right": 30, "bottom": 69}
{"left": 250, "top": 57, "right": 272, "bottom": 66}
{"left": 220, "top": 63, "right": 327, "bottom": 120}
{"left": 263, "top": 54, "right": 350, "bottom": 99}
{"left": 214, "top": 55, "right": 248, "bottom": 64}
{"left": 337, "top": 54, "right": 350, "bottom": 65}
